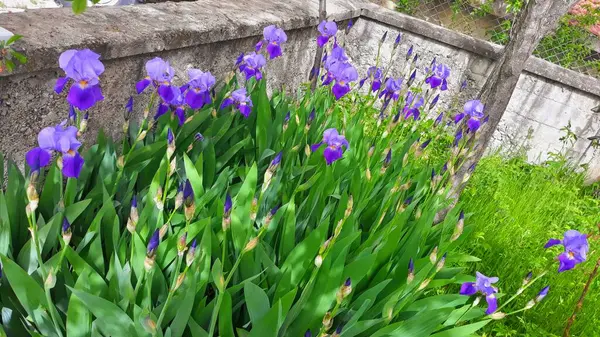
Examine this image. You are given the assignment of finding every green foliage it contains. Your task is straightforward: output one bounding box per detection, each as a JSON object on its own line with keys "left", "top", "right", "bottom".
{"left": 0, "top": 34, "right": 27, "bottom": 74}
{"left": 0, "top": 68, "right": 487, "bottom": 336}
{"left": 460, "top": 155, "right": 600, "bottom": 337}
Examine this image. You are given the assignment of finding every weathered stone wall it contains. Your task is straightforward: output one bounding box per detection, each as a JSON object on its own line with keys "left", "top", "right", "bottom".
{"left": 2, "top": 0, "right": 600, "bottom": 179}
{"left": 351, "top": 6, "right": 600, "bottom": 180}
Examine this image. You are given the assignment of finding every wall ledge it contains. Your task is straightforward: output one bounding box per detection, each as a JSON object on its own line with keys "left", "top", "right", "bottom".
{"left": 0, "top": 0, "right": 362, "bottom": 76}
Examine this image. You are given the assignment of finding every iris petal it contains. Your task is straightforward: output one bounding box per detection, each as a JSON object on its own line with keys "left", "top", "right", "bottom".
{"left": 67, "top": 84, "right": 99, "bottom": 110}
{"left": 62, "top": 152, "right": 84, "bottom": 178}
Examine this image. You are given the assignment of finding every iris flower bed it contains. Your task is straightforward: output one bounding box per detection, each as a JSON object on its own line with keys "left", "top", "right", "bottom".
{"left": 0, "top": 20, "right": 590, "bottom": 337}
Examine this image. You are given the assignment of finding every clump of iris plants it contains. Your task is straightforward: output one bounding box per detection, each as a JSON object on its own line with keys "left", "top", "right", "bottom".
{"left": 0, "top": 20, "right": 590, "bottom": 337}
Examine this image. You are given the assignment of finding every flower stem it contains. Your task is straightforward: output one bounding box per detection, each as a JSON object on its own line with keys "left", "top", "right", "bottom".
{"left": 27, "top": 213, "right": 64, "bottom": 337}
{"left": 155, "top": 256, "right": 182, "bottom": 333}
{"left": 496, "top": 271, "right": 547, "bottom": 313}
{"left": 563, "top": 256, "right": 600, "bottom": 337}
{"left": 207, "top": 252, "right": 245, "bottom": 337}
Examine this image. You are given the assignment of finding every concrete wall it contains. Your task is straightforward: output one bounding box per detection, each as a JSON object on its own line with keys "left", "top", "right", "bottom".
{"left": 1, "top": 0, "right": 600, "bottom": 178}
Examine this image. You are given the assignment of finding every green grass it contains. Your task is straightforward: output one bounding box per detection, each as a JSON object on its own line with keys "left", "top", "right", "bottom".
{"left": 460, "top": 155, "right": 600, "bottom": 337}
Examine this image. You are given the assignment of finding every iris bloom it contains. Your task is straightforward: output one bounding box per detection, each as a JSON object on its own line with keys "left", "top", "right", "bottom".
{"left": 425, "top": 63, "right": 450, "bottom": 91}
{"left": 359, "top": 66, "right": 382, "bottom": 92}
{"left": 545, "top": 230, "right": 589, "bottom": 272}
{"left": 259, "top": 25, "right": 288, "bottom": 59}
{"left": 220, "top": 88, "right": 253, "bottom": 118}
{"left": 380, "top": 78, "right": 402, "bottom": 101}
{"left": 136, "top": 57, "right": 176, "bottom": 103}
{"left": 403, "top": 92, "right": 424, "bottom": 120}
{"left": 55, "top": 49, "right": 105, "bottom": 110}
{"left": 26, "top": 122, "right": 84, "bottom": 178}
{"left": 311, "top": 128, "right": 349, "bottom": 165}
{"left": 155, "top": 86, "right": 187, "bottom": 125}
{"left": 322, "top": 44, "right": 348, "bottom": 86}
{"left": 239, "top": 52, "right": 267, "bottom": 81}
{"left": 460, "top": 272, "right": 499, "bottom": 314}
{"left": 330, "top": 62, "right": 358, "bottom": 100}
{"left": 317, "top": 20, "right": 338, "bottom": 47}
{"left": 455, "top": 100, "right": 484, "bottom": 131}
{"left": 183, "top": 69, "right": 215, "bottom": 110}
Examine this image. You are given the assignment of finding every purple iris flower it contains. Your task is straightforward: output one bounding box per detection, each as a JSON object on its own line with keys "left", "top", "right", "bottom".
{"left": 26, "top": 122, "right": 84, "bottom": 178}
{"left": 380, "top": 78, "right": 402, "bottom": 101}
{"left": 545, "top": 230, "right": 589, "bottom": 272}
{"left": 220, "top": 88, "right": 253, "bottom": 118}
{"left": 425, "top": 63, "right": 450, "bottom": 91}
{"left": 317, "top": 20, "right": 338, "bottom": 47}
{"left": 155, "top": 86, "right": 186, "bottom": 125}
{"left": 55, "top": 49, "right": 105, "bottom": 110}
{"left": 403, "top": 92, "right": 424, "bottom": 120}
{"left": 322, "top": 45, "right": 351, "bottom": 88}
{"left": 239, "top": 52, "right": 267, "bottom": 81}
{"left": 311, "top": 128, "right": 349, "bottom": 165}
{"left": 359, "top": 66, "right": 382, "bottom": 92}
{"left": 460, "top": 272, "right": 499, "bottom": 315}
{"left": 136, "top": 57, "right": 176, "bottom": 103}
{"left": 260, "top": 25, "right": 288, "bottom": 59}
{"left": 463, "top": 100, "right": 485, "bottom": 132}
{"left": 330, "top": 63, "right": 358, "bottom": 100}
{"left": 125, "top": 96, "right": 134, "bottom": 119}
{"left": 185, "top": 69, "right": 215, "bottom": 110}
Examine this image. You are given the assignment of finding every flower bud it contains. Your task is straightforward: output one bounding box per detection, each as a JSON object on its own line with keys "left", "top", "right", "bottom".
{"left": 407, "top": 258, "right": 415, "bottom": 283}
{"left": 331, "top": 325, "right": 343, "bottom": 337}
{"left": 525, "top": 300, "right": 535, "bottom": 310}
{"left": 314, "top": 254, "right": 323, "bottom": 268}
{"left": 322, "top": 312, "right": 333, "bottom": 330}
{"left": 174, "top": 272, "right": 186, "bottom": 291}
{"left": 523, "top": 271, "right": 533, "bottom": 286}
{"left": 344, "top": 195, "right": 353, "bottom": 219}
{"left": 45, "top": 268, "right": 56, "bottom": 289}
{"left": 144, "top": 255, "right": 155, "bottom": 271}
{"left": 436, "top": 253, "right": 447, "bottom": 272}
{"left": 450, "top": 211, "right": 464, "bottom": 242}
{"left": 175, "top": 184, "right": 184, "bottom": 210}
{"left": 26, "top": 182, "right": 39, "bottom": 212}
{"left": 305, "top": 144, "right": 311, "bottom": 157}
{"left": 79, "top": 113, "right": 89, "bottom": 134}
{"left": 158, "top": 224, "right": 168, "bottom": 241}
{"left": 536, "top": 286, "right": 549, "bottom": 303}
{"left": 472, "top": 296, "right": 481, "bottom": 306}
{"left": 250, "top": 197, "right": 258, "bottom": 222}
{"left": 137, "top": 130, "right": 147, "bottom": 141}
{"left": 342, "top": 278, "right": 352, "bottom": 297}
{"left": 154, "top": 187, "right": 164, "bottom": 211}
{"left": 62, "top": 218, "right": 72, "bottom": 245}
{"left": 429, "top": 246, "right": 438, "bottom": 264}
{"left": 185, "top": 203, "right": 196, "bottom": 222}
{"left": 177, "top": 233, "right": 187, "bottom": 256}
{"left": 418, "top": 278, "right": 431, "bottom": 290}
{"left": 117, "top": 155, "right": 125, "bottom": 169}
{"left": 367, "top": 144, "right": 375, "bottom": 158}
{"left": 489, "top": 312, "right": 506, "bottom": 320}
{"left": 186, "top": 239, "right": 198, "bottom": 267}
{"left": 142, "top": 316, "right": 157, "bottom": 334}
{"left": 243, "top": 237, "right": 259, "bottom": 253}
{"left": 169, "top": 158, "right": 177, "bottom": 177}
{"left": 366, "top": 168, "right": 372, "bottom": 181}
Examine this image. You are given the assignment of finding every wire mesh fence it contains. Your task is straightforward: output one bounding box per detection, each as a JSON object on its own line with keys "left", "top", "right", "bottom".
{"left": 394, "top": 0, "right": 600, "bottom": 78}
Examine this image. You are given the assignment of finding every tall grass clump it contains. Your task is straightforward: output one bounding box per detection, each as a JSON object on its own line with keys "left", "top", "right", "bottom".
{"left": 460, "top": 154, "right": 600, "bottom": 337}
